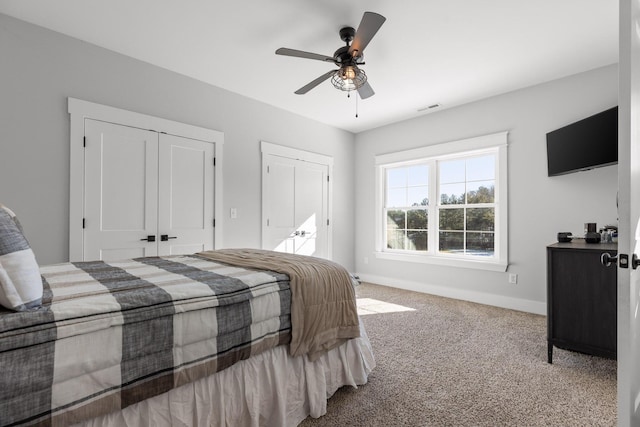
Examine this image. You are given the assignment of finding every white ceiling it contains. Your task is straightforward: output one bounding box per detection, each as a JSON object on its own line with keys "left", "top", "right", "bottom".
{"left": 0, "top": 1, "right": 618, "bottom": 134}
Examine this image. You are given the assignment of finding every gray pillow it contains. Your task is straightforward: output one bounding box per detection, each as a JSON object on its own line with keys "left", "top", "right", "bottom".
{"left": 0, "top": 205, "right": 42, "bottom": 310}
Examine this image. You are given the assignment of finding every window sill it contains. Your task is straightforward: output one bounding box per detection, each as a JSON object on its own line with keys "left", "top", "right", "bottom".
{"left": 374, "top": 251, "right": 508, "bottom": 272}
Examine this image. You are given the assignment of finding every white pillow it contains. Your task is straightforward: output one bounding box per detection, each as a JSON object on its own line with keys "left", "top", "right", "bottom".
{"left": 0, "top": 205, "right": 42, "bottom": 311}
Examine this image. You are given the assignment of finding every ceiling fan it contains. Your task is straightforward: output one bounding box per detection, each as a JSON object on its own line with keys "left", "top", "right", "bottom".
{"left": 275, "top": 11, "right": 386, "bottom": 99}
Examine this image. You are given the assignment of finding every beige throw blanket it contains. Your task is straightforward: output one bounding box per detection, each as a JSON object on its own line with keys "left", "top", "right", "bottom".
{"left": 198, "top": 249, "right": 360, "bottom": 360}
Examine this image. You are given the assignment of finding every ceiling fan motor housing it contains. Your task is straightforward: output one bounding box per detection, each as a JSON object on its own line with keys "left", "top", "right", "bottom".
{"left": 339, "top": 26, "right": 356, "bottom": 43}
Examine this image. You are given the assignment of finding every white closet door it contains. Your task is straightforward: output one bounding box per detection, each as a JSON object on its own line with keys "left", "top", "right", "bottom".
{"left": 84, "top": 119, "right": 159, "bottom": 261}
{"left": 264, "top": 157, "right": 296, "bottom": 254}
{"left": 157, "top": 134, "right": 214, "bottom": 256}
{"left": 263, "top": 155, "right": 328, "bottom": 258}
{"left": 293, "top": 161, "right": 327, "bottom": 257}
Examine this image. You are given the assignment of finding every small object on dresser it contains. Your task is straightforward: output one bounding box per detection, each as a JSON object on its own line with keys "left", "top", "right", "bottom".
{"left": 585, "top": 231, "right": 601, "bottom": 243}
{"left": 557, "top": 232, "right": 573, "bottom": 243}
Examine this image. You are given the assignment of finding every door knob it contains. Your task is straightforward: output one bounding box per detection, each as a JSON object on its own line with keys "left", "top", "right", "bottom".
{"left": 161, "top": 234, "right": 177, "bottom": 241}
{"left": 140, "top": 235, "right": 156, "bottom": 242}
{"left": 601, "top": 252, "right": 617, "bottom": 267}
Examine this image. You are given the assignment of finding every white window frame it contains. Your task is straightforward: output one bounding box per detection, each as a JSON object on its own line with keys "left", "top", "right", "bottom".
{"left": 375, "top": 131, "right": 508, "bottom": 272}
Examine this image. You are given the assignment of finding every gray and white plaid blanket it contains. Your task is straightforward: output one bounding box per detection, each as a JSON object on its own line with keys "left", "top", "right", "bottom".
{"left": 0, "top": 255, "right": 292, "bottom": 426}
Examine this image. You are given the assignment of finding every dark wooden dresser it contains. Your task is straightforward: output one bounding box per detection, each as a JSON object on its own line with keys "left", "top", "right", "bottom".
{"left": 546, "top": 241, "right": 617, "bottom": 363}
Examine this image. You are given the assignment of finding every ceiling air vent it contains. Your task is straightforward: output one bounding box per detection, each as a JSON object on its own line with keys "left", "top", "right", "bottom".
{"left": 417, "top": 103, "right": 441, "bottom": 112}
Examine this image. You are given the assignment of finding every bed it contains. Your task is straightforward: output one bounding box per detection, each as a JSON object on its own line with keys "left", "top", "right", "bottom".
{"left": 0, "top": 205, "right": 374, "bottom": 426}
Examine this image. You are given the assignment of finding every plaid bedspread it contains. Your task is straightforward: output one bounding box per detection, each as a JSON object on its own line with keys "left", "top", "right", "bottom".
{"left": 0, "top": 255, "right": 292, "bottom": 426}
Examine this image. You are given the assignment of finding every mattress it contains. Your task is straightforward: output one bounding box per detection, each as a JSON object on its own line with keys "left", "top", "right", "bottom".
{"left": 0, "top": 252, "right": 366, "bottom": 426}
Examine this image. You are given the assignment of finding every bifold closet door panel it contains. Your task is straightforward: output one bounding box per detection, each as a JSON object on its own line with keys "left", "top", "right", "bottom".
{"left": 83, "top": 119, "right": 159, "bottom": 261}
{"left": 157, "top": 133, "right": 214, "bottom": 256}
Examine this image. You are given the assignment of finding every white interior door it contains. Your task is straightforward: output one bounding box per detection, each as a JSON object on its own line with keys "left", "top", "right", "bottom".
{"left": 262, "top": 154, "right": 329, "bottom": 258}
{"left": 69, "top": 98, "right": 224, "bottom": 262}
{"left": 264, "top": 157, "right": 296, "bottom": 253}
{"left": 618, "top": 1, "right": 640, "bottom": 424}
{"left": 294, "top": 161, "right": 327, "bottom": 256}
{"left": 158, "top": 133, "right": 214, "bottom": 255}
{"left": 83, "top": 119, "right": 159, "bottom": 261}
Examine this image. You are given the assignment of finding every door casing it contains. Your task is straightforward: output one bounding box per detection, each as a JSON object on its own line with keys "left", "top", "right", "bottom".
{"left": 68, "top": 98, "right": 224, "bottom": 261}
{"left": 261, "top": 141, "right": 333, "bottom": 260}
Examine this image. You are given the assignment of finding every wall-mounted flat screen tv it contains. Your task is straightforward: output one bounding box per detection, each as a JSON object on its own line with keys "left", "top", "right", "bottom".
{"left": 546, "top": 106, "right": 618, "bottom": 177}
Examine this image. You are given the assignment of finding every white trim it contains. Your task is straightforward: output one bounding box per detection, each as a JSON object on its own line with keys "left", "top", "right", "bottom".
{"left": 260, "top": 141, "right": 334, "bottom": 166}
{"left": 374, "top": 251, "right": 508, "bottom": 272}
{"left": 357, "top": 273, "right": 546, "bottom": 315}
{"left": 375, "top": 131, "right": 508, "bottom": 165}
{"left": 260, "top": 141, "right": 334, "bottom": 260}
{"left": 374, "top": 131, "right": 509, "bottom": 270}
{"left": 68, "top": 98, "right": 224, "bottom": 260}
{"left": 68, "top": 98, "right": 221, "bottom": 141}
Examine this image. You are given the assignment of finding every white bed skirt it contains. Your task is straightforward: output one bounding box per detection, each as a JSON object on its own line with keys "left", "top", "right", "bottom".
{"left": 76, "top": 322, "right": 375, "bottom": 427}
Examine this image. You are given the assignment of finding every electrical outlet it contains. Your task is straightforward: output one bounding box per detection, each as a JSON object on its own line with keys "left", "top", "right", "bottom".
{"left": 230, "top": 208, "right": 237, "bottom": 219}
{"left": 509, "top": 273, "right": 518, "bottom": 284}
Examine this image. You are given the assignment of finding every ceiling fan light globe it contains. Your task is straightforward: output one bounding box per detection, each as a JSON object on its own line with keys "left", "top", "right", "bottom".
{"left": 331, "top": 67, "right": 367, "bottom": 92}
{"left": 342, "top": 66, "right": 357, "bottom": 80}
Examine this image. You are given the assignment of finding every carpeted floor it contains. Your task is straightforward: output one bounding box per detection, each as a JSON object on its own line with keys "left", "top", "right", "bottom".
{"left": 299, "top": 283, "right": 617, "bottom": 426}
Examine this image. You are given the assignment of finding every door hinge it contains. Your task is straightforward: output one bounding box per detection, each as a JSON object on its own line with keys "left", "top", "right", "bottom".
{"left": 327, "top": 219, "right": 330, "bottom": 226}
{"left": 213, "top": 157, "right": 216, "bottom": 166}
{"left": 327, "top": 175, "right": 330, "bottom": 182}
{"left": 82, "top": 218, "right": 86, "bottom": 229}
{"left": 83, "top": 136, "right": 86, "bottom": 147}
{"left": 213, "top": 218, "right": 216, "bottom": 227}
{"left": 267, "top": 219, "right": 270, "bottom": 227}
{"left": 267, "top": 165, "right": 270, "bottom": 173}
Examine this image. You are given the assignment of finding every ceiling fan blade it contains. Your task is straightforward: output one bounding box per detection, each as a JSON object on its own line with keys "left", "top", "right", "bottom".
{"left": 349, "top": 12, "right": 386, "bottom": 56}
{"left": 294, "top": 70, "right": 337, "bottom": 94}
{"left": 276, "top": 48, "right": 334, "bottom": 62}
{"left": 357, "top": 81, "right": 375, "bottom": 99}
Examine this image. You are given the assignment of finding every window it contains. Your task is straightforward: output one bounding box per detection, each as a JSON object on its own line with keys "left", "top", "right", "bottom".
{"left": 386, "top": 164, "right": 429, "bottom": 252}
{"left": 438, "top": 154, "right": 495, "bottom": 257}
{"left": 376, "top": 132, "right": 508, "bottom": 271}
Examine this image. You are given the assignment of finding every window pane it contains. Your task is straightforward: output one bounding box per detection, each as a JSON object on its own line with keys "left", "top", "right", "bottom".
{"left": 407, "top": 165, "right": 429, "bottom": 186}
{"left": 387, "top": 188, "right": 406, "bottom": 207}
{"left": 466, "top": 208, "right": 495, "bottom": 231}
{"left": 387, "top": 168, "right": 406, "bottom": 188}
{"left": 467, "top": 181, "right": 495, "bottom": 204}
{"left": 387, "top": 229, "right": 406, "bottom": 250}
{"left": 407, "top": 230, "right": 428, "bottom": 251}
{"left": 467, "top": 232, "right": 495, "bottom": 256}
{"left": 387, "top": 210, "right": 406, "bottom": 229}
{"left": 407, "top": 209, "right": 428, "bottom": 229}
{"left": 439, "top": 231, "right": 464, "bottom": 253}
{"left": 440, "top": 183, "right": 465, "bottom": 205}
{"left": 439, "top": 208, "right": 464, "bottom": 231}
{"left": 466, "top": 155, "right": 495, "bottom": 181}
{"left": 408, "top": 186, "right": 429, "bottom": 206}
{"left": 439, "top": 159, "right": 465, "bottom": 184}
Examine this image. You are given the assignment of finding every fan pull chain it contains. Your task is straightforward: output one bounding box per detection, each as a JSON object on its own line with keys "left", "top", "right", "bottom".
{"left": 346, "top": 91, "right": 359, "bottom": 118}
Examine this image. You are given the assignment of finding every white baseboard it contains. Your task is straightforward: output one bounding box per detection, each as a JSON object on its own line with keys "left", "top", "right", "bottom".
{"left": 356, "top": 273, "right": 546, "bottom": 316}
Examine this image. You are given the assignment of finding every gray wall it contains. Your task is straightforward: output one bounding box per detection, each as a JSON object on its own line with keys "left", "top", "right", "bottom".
{"left": 0, "top": 14, "right": 356, "bottom": 268}
{"left": 354, "top": 64, "right": 618, "bottom": 313}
